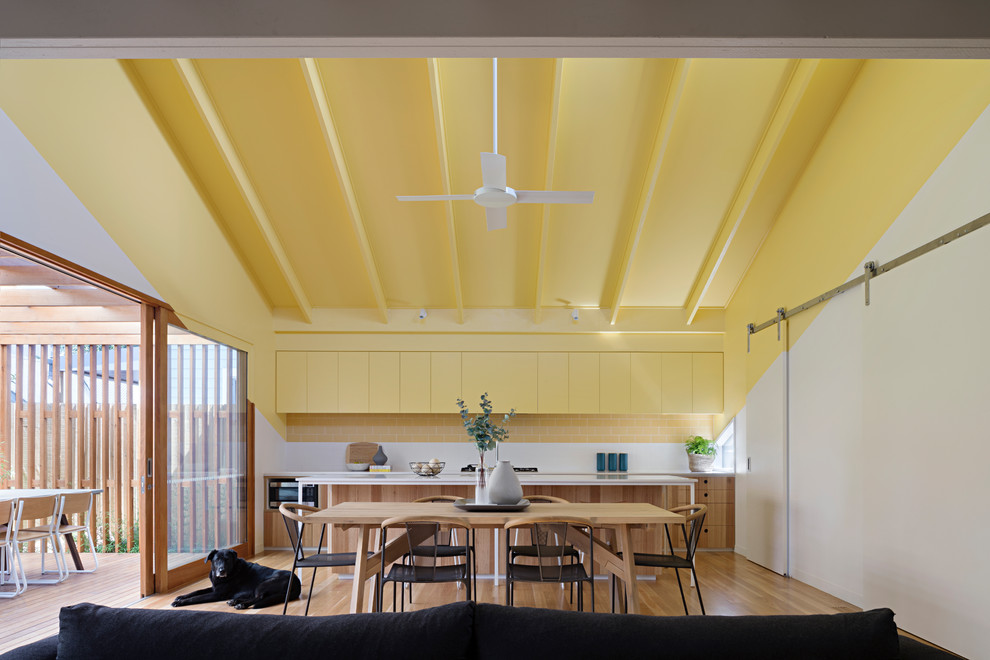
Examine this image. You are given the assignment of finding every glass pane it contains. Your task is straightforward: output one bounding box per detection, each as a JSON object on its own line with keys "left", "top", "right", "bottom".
{"left": 166, "top": 325, "right": 248, "bottom": 570}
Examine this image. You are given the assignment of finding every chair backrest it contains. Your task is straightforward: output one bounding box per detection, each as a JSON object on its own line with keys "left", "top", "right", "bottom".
{"left": 666, "top": 504, "right": 707, "bottom": 560}
{"left": 0, "top": 500, "right": 14, "bottom": 543}
{"left": 504, "top": 516, "right": 593, "bottom": 581}
{"left": 380, "top": 515, "right": 471, "bottom": 580}
{"left": 412, "top": 495, "right": 460, "bottom": 503}
{"left": 61, "top": 492, "right": 93, "bottom": 519}
{"left": 17, "top": 495, "right": 58, "bottom": 530}
{"left": 279, "top": 503, "right": 324, "bottom": 558}
{"left": 523, "top": 495, "right": 569, "bottom": 503}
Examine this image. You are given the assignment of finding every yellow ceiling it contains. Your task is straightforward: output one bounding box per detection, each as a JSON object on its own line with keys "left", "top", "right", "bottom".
{"left": 1, "top": 57, "right": 984, "bottom": 326}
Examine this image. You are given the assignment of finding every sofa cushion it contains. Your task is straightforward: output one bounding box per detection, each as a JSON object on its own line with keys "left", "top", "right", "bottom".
{"left": 473, "top": 604, "right": 899, "bottom": 660}
{"left": 57, "top": 601, "right": 475, "bottom": 660}
{"left": 0, "top": 635, "right": 58, "bottom": 660}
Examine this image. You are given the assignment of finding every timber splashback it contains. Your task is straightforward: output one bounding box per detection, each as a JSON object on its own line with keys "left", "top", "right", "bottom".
{"left": 286, "top": 413, "right": 713, "bottom": 444}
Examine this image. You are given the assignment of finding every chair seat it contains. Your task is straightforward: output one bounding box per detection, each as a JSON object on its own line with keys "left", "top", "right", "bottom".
{"left": 58, "top": 524, "right": 87, "bottom": 534}
{"left": 15, "top": 529, "right": 53, "bottom": 542}
{"left": 631, "top": 552, "right": 693, "bottom": 570}
{"left": 409, "top": 545, "right": 467, "bottom": 558}
{"left": 507, "top": 562, "right": 589, "bottom": 583}
{"left": 509, "top": 544, "right": 579, "bottom": 559}
{"left": 295, "top": 551, "right": 373, "bottom": 569}
{"left": 384, "top": 563, "right": 468, "bottom": 584}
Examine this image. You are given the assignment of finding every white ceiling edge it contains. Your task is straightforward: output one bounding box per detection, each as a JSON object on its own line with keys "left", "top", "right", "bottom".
{"left": 0, "top": 108, "right": 162, "bottom": 300}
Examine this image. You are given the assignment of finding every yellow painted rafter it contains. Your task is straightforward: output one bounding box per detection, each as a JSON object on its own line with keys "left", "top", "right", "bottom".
{"left": 173, "top": 59, "right": 312, "bottom": 323}
{"left": 684, "top": 59, "right": 820, "bottom": 324}
{"left": 301, "top": 58, "right": 389, "bottom": 324}
{"left": 534, "top": 58, "right": 563, "bottom": 324}
{"left": 608, "top": 59, "right": 692, "bottom": 326}
{"left": 427, "top": 59, "right": 464, "bottom": 324}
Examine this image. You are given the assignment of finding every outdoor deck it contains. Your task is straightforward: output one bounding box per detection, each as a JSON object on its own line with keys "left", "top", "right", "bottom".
{"left": 2, "top": 550, "right": 863, "bottom": 653}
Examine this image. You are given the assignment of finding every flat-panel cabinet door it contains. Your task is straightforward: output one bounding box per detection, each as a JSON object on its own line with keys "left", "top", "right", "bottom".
{"left": 400, "top": 352, "right": 431, "bottom": 412}
{"left": 692, "top": 352, "right": 724, "bottom": 413}
{"left": 338, "top": 352, "right": 370, "bottom": 412}
{"left": 462, "top": 352, "right": 537, "bottom": 413}
{"left": 307, "top": 352, "right": 338, "bottom": 412}
{"left": 538, "top": 353, "right": 569, "bottom": 413}
{"left": 599, "top": 353, "right": 631, "bottom": 413}
{"left": 661, "top": 353, "right": 693, "bottom": 413}
{"left": 276, "top": 352, "right": 307, "bottom": 413}
{"left": 369, "top": 352, "right": 400, "bottom": 412}
{"left": 630, "top": 353, "right": 662, "bottom": 413}
{"left": 568, "top": 353, "right": 599, "bottom": 413}
{"left": 431, "top": 352, "right": 462, "bottom": 413}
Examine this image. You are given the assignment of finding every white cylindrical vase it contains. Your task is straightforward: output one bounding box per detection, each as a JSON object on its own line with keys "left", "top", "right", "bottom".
{"left": 488, "top": 460, "right": 523, "bottom": 505}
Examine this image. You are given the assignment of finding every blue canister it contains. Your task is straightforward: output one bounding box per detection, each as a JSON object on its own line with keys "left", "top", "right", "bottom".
{"left": 619, "top": 453, "right": 628, "bottom": 472}
{"left": 608, "top": 453, "right": 618, "bottom": 471}
{"left": 596, "top": 453, "right": 606, "bottom": 472}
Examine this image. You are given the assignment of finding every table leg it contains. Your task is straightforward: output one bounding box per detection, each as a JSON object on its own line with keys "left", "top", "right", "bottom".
{"left": 689, "top": 483, "right": 696, "bottom": 588}
{"left": 61, "top": 515, "right": 84, "bottom": 571}
{"left": 492, "top": 528, "right": 499, "bottom": 586}
{"left": 349, "top": 525, "right": 372, "bottom": 614}
{"left": 617, "top": 524, "right": 641, "bottom": 615}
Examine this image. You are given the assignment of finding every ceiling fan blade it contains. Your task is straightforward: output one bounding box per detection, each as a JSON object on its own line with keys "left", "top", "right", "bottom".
{"left": 514, "top": 190, "right": 595, "bottom": 204}
{"left": 485, "top": 207, "right": 508, "bottom": 231}
{"left": 480, "top": 152, "right": 507, "bottom": 189}
{"left": 396, "top": 194, "right": 475, "bottom": 202}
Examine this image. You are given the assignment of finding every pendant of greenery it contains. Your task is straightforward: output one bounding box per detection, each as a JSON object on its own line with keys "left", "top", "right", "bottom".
{"left": 685, "top": 435, "right": 717, "bottom": 456}
{"left": 456, "top": 393, "right": 516, "bottom": 462}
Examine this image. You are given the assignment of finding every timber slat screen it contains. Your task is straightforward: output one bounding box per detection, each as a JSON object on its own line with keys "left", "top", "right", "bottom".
{"left": 166, "top": 339, "right": 247, "bottom": 566}
{"left": 1, "top": 344, "right": 139, "bottom": 552}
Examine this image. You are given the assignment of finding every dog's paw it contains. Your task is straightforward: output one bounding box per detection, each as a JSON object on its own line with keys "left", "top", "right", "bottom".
{"left": 234, "top": 602, "right": 252, "bottom": 610}
{"left": 226, "top": 599, "right": 238, "bottom": 606}
{"left": 170, "top": 598, "right": 185, "bottom": 607}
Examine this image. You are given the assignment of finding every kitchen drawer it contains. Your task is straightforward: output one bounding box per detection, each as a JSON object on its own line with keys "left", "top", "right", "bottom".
{"left": 670, "top": 524, "right": 733, "bottom": 550}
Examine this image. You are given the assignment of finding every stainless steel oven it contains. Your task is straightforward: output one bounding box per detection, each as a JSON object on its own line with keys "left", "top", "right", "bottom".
{"left": 267, "top": 478, "right": 319, "bottom": 510}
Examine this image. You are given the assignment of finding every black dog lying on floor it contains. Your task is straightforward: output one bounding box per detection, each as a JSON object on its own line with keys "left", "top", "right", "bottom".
{"left": 171, "top": 549, "right": 302, "bottom": 610}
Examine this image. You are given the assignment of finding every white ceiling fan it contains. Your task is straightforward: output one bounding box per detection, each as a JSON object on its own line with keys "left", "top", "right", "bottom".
{"left": 397, "top": 59, "right": 595, "bottom": 231}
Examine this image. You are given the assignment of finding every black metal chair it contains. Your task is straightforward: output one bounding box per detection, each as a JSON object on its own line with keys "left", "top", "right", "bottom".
{"left": 408, "top": 496, "right": 477, "bottom": 603}
{"left": 504, "top": 516, "right": 594, "bottom": 612}
{"left": 612, "top": 504, "right": 708, "bottom": 615}
{"left": 377, "top": 515, "right": 473, "bottom": 612}
{"left": 279, "top": 503, "right": 373, "bottom": 615}
{"left": 509, "top": 495, "right": 579, "bottom": 602}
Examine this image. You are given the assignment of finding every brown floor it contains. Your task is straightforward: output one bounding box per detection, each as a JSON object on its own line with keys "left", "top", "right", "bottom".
{"left": 1, "top": 549, "right": 861, "bottom": 653}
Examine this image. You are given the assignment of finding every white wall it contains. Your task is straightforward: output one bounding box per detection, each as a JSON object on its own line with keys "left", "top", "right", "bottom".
{"left": 780, "top": 104, "right": 990, "bottom": 657}
{"left": 0, "top": 108, "right": 160, "bottom": 299}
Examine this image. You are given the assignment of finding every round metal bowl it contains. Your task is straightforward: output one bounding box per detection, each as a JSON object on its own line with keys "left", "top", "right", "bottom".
{"left": 409, "top": 461, "right": 445, "bottom": 477}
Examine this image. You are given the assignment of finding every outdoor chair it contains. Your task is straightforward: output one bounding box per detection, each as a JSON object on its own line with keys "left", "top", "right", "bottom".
{"left": 52, "top": 492, "right": 99, "bottom": 574}
{"left": 0, "top": 499, "right": 23, "bottom": 597}
{"left": 12, "top": 495, "right": 66, "bottom": 586}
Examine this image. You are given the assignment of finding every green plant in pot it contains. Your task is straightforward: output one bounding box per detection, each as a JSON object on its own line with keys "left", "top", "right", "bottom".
{"left": 685, "top": 435, "right": 717, "bottom": 472}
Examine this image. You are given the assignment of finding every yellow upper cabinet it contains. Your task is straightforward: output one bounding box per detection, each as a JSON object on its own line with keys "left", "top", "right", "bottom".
{"left": 599, "top": 353, "right": 631, "bottom": 413}
{"left": 661, "top": 353, "right": 693, "bottom": 413}
{"left": 568, "top": 353, "right": 600, "bottom": 413}
{"left": 630, "top": 352, "right": 662, "bottom": 413}
{"left": 369, "top": 352, "right": 400, "bottom": 413}
{"left": 431, "top": 352, "right": 462, "bottom": 413}
{"left": 400, "top": 352, "right": 431, "bottom": 413}
{"left": 338, "top": 352, "right": 370, "bottom": 413}
{"left": 307, "top": 352, "right": 338, "bottom": 412}
{"left": 462, "top": 352, "right": 537, "bottom": 413}
{"left": 276, "top": 351, "right": 308, "bottom": 413}
{"left": 537, "top": 353, "right": 569, "bottom": 413}
{"left": 692, "top": 353, "right": 724, "bottom": 413}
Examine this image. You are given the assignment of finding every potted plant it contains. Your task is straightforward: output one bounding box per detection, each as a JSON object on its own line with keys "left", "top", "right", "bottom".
{"left": 685, "top": 435, "right": 717, "bottom": 472}
{"left": 456, "top": 393, "right": 516, "bottom": 502}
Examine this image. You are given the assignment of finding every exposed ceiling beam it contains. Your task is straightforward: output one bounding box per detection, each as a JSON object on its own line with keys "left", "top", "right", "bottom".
{"left": 0, "top": 264, "right": 86, "bottom": 287}
{"left": 173, "top": 58, "right": 313, "bottom": 323}
{"left": 427, "top": 58, "right": 464, "bottom": 324}
{"left": 534, "top": 58, "right": 563, "bottom": 325}
{"left": 607, "top": 59, "right": 692, "bottom": 326}
{"left": 684, "top": 59, "right": 820, "bottom": 324}
{"left": 300, "top": 58, "right": 389, "bottom": 324}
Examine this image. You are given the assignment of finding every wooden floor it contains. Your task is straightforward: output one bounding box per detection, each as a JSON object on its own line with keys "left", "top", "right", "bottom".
{"left": 1, "top": 550, "right": 860, "bottom": 653}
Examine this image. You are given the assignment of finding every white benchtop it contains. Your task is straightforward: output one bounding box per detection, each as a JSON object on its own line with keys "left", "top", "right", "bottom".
{"left": 279, "top": 472, "right": 708, "bottom": 486}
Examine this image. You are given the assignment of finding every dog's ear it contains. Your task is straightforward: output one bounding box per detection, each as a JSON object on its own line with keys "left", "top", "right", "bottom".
{"left": 205, "top": 549, "right": 217, "bottom": 563}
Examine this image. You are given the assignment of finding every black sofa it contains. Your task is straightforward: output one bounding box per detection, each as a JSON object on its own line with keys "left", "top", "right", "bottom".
{"left": 1, "top": 601, "right": 953, "bottom": 660}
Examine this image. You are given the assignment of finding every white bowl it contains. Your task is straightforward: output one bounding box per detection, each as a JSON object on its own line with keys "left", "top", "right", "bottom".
{"left": 346, "top": 462, "right": 370, "bottom": 472}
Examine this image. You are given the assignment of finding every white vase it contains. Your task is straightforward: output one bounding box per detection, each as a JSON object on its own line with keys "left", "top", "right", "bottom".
{"left": 488, "top": 460, "right": 523, "bottom": 505}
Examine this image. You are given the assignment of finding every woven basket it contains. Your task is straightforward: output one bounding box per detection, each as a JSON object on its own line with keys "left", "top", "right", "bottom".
{"left": 687, "top": 453, "right": 716, "bottom": 472}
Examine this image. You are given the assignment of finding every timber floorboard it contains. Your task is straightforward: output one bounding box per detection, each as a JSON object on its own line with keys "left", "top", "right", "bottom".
{"left": 2, "top": 551, "right": 949, "bottom": 655}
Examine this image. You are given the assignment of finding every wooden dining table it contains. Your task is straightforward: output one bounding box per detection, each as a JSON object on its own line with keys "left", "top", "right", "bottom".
{"left": 0, "top": 488, "right": 103, "bottom": 571}
{"left": 305, "top": 500, "right": 685, "bottom": 615}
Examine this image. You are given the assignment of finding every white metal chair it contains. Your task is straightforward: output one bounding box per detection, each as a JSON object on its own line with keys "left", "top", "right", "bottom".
{"left": 0, "top": 499, "right": 24, "bottom": 597}
{"left": 12, "top": 495, "right": 67, "bottom": 585}
{"left": 53, "top": 492, "right": 99, "bottom": 574}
